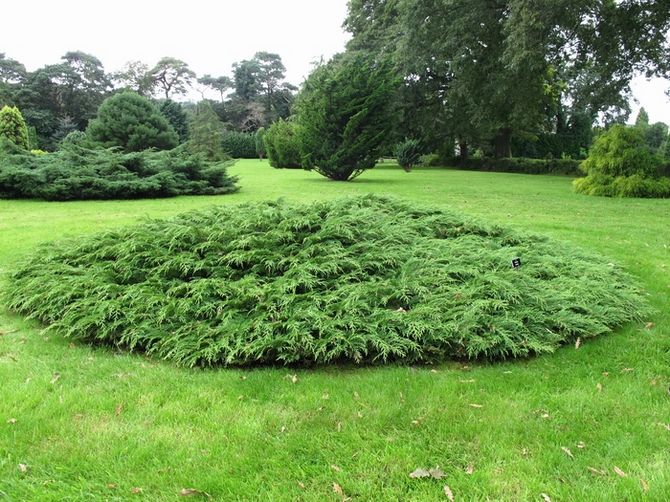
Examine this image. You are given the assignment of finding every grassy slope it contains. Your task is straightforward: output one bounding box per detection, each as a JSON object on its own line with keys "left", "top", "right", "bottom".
{"left": 0, "top": 160, "right": 668, "bottom": 501}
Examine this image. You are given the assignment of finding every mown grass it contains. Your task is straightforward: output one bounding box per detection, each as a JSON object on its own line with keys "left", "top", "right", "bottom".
{"left": 1, "top": 160, "right": 669, "bottom": 501}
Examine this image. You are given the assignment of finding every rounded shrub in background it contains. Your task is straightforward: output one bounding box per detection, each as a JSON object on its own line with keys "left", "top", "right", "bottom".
{"left": 87, "top": 91, "right": 179, "bottom": 152}
{"left": 264, "top": 119, "right": 302, "bottom": 168}
{"left": 574, "top": 124, "right": 669, "bottom": 198}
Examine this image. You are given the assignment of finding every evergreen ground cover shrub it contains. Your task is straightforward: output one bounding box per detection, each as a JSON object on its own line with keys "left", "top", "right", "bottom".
{"left": 5, "top": 195, "right": 647, "bottom": 367}
{"left": 0, "top": 143, "right": 238, "bottom": 200}
{"left": 447, "top": 157, "right": 581, "bottom": 175}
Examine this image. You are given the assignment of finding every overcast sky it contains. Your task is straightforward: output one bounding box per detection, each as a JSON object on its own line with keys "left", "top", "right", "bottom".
{"left": 2, "top": 0, "right": 669, "bottom": 124}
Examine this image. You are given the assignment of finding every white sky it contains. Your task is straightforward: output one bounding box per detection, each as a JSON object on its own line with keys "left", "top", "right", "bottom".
{"left": 1, "top": 0, "right": 669, "bottom": 124}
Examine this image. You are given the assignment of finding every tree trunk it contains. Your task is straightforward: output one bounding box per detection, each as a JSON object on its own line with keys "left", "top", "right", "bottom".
{"left": 458, "top": 141, "right": 469, "bottom": 160}
{"left": 494, "top": 128, "right": 512, "bottom": 158}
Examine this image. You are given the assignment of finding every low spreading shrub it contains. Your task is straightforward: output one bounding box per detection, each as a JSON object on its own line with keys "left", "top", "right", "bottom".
{"left": 574, "top": 125, "right": 669, "bottom": 198}
{"left": 264, "top": 119, "right": 302, "bottom": 169}
{"left": 221, "top": 131, "right": 257, "bottom": 159}
{"left": 448, "top": 157, "right": 581, "bottom": 175}
{"left": 0, "top": 143, "right": 238, "bottom": 201}
{"left": 6, "top": 195, "right": 647, "bottom": 367}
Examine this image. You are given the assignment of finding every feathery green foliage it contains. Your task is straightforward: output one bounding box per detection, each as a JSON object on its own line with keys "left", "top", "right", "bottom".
{"left": 0, "top": 143, "right": 238, "bottom": 200}
{"left": 574, "top": 125, "right": 670, "bottom": 198}
{"left": 0, "top": 105, "right": 30, "bottom": 150}
{"left": 5, "top": 195, "right": 646, "bottom": 366}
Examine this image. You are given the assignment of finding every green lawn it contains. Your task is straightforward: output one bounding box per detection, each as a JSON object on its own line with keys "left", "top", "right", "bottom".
{"left": 1, "top": 160, "right": 669, "bottom": 501}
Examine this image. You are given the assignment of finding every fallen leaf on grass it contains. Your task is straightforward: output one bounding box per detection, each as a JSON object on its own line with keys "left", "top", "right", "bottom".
{"left": 18, "top": 464, "right": 28, "bottom": 473}
{"left": 444, "top": 484, "right": 455, "bottom": 501}
{"left": 333, "top": 482, "right": 344, "bottom": 496}
{"left": 587, "top": 467, "right": 606, "bottom": 476}
{"left": 575, "top": 338, "right": 581, "bottom": 350}
{"left": 641, "top": 479, "right": 649, "bottom": 492}
{"left": 297, "top": 481, "right": 305, "bottom": 489}
{"left": 613, "top": 466, "right": 627, "bottom": 478}
{"left": 115, "top": 403, "right": 124, "bottom": 416}
{"left": 429, "top": 467, "right": 446, "bottom": 479}
{"left": 540, "top": 494, "right": 551, "bottom": 502}
{"left": 290, "top": 374, "right": 298, "bottom": 384}
{"left": 179, "top": 488, "right": 209, "bottom": 497}
{"left": 331, "top": 464, "right": 342, "bottom": 472}
{"left": 577, "top": 441, "right": 586, "bottom": 449}
{"left": 409, "top": 468, "right": 431, "bottom": 479}
{"left": 50, "top": 372, "right": 61, "bottom": 385}
{"left": 469, "top": 404, "right": 483, "bottom": 409}
{"left": 659, "top": 423, "right": 670, "bottom": 431}
{"left": 621, "top": 368, "right": 634, "bottom": 373}
{"left": 561, "top": 447, "right": 574, "bottom": 459}
{"left": 645, "top": 322, "right": 655, "bottom": 330}
{"left": 459, "top": 379, "right": 475, "bottom": 384}
{"left": 130, "top": 487, "right": 143, "bottom": 494}
{"left": 353, "top": 392, "right": 360, "bottom": 400}
{"left": 107, "top": 483, "right": 118, "bottom": 489}
{"left": 409, "top": 467, "right": 446, "bottom": 480}
{"left": 7, "top": 418, "right": 17, "bottom": 424}
{"left": 596, "top": 383, "right": 603, "bottom": 393}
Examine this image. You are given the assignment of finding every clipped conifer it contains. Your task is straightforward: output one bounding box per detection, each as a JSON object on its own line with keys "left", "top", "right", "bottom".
{"left": 0, "top": 105, "right": 30, "bottom": 150}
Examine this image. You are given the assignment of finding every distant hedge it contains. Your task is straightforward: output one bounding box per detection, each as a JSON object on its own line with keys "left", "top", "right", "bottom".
{"left": 447, "top": 157, "right": 581, "bottom": 176}
{"left": 221, "top": 131, "right": 257, "bottom": 159}
{"left": 0, "top": 143, "right": 238, "bottom": 201}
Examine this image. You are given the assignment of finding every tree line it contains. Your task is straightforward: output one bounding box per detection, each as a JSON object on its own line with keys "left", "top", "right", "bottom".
{"left": 0, "top": 51, "right": 297, "bottom": 150}
{"left": 343, "top": 0, "right": 670, "bottom": 158}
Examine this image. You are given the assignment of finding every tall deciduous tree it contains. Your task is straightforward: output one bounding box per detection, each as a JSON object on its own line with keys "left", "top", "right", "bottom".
{"left": 148, "top": 58, "right": 196, "bottom": 99}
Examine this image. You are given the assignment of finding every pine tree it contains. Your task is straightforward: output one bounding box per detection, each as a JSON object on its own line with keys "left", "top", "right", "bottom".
{"left": 0, "top": 105, "right": 30, "bottom": 150}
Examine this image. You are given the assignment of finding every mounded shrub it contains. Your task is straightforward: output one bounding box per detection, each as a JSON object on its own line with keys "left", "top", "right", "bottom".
{"left": 6, "top": 195, "right": 647, "bottom": 367}
{"left": 264, "top": 119, "right": 302, "bottom": 169}
{"left": 574, "top": 125, "right": 669, "bottom": 198}
{"left": 0, "top": 143, "right": 238, "bottom": 201}
{"left": 221, "top": 131, "right": 257, "bottom": 159}
{"left": 87, "top": 91, "right": 179, "bottom": 152}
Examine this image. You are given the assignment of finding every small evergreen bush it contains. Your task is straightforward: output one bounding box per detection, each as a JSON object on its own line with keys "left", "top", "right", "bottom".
{"left": 0, "top": 143, "right": 238, "bottom": 201}
{"left": 221, "top": 131, "right": 257, "bottom": 159}
{"left": 0, "top": 106, "right": 30, "bottom": 150}
{"left": 264, "top": 119, "right": 302, "bottom": 169}
{"left": 5, "top": 195, "right": 647, "bottom": 367}
{"left": 395, "top": 139, "right": 422, "bottom": 171}
{"left": 574, "top": 125, "right": 669, "bottom": 198}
